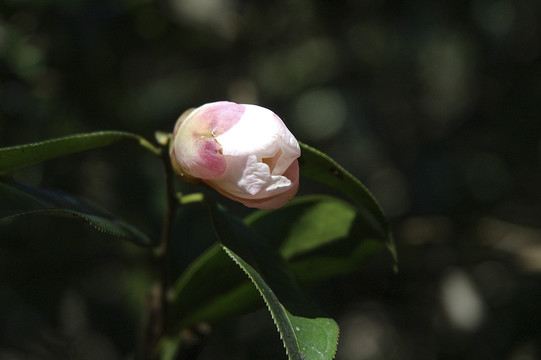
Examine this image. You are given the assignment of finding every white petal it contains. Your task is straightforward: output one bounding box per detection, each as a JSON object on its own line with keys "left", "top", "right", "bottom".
{"left": 239, "top": 155, "right": 292, "bottom": 196}
{"left": 205, "top": 160, "right": 299, "bottom": 209}
{"left": 204, "top": 104, "right": 300, "bottom": 203}
{"left": 215, "top": 104, "right": 300, "bottom": 176}
{"left": 209, "top": 155, "right": 293, "bottom": 199}
{"left": 215, "top": 105, "right": 283, "bottom": 158}
{"left": 272, "top": 129, "right": 301, "bottom": 175}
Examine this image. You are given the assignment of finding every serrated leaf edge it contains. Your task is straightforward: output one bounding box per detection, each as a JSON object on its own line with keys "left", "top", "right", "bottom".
{"left": 0, "top": 209, "right": 151, "bottom": 246}
{"left": 0, "top": 131, "right": 160, "bottom": 172}
{"left": 221, "top": 245, "right": 305, "bottom": 360}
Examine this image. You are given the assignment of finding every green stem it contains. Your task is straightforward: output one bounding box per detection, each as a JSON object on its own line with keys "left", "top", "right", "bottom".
{"left": 158, "top": 138, "right": 178, "bottom": 318}
{"left": 140, "top": 139, "right": 178, "bottom": 360}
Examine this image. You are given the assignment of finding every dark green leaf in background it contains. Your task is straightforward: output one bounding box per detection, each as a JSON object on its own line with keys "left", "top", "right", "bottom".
{"left": 298, "top": 142, "right": 397, "bottom": 267}
{"left": 0, "top": 131, "right": 160, "bottom": 245}
{"left": 167, "top": 195, "right": 386, "bottom": 330}
{"left": 166, "top": 243, "right": 257, "bottom": 331}
{"left": 246, "top": 195, "right": 384, "bottom": 283}
{"left": 0, "top": 177, "right": 152, "bottom": 247}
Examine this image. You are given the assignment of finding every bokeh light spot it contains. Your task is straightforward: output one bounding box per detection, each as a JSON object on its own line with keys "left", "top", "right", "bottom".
{"left": 294, "top": 88, "right": 346, "bottom": 142}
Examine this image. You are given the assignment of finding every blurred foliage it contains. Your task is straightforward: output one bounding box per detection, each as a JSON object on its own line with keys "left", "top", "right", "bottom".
{"left": 1, "top": 0, "right": 541, "bottom": 359}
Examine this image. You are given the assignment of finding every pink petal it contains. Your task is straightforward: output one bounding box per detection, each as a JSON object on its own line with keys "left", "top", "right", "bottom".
{"left": 172, "top": 101, "right": 246, "bottom": 179}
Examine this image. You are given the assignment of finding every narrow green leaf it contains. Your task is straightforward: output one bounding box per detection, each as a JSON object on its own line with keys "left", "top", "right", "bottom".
{"left": 0, "top": 178, "right": 152, "bottom": 247}
{"left": 209, "top": 203, "right": 339, "bottom": 360}
{"left": 299, "top": 142, "right": 397, "bottom": 266}
{"left": 0, "top": 131, "right": 160, "bottom": 172}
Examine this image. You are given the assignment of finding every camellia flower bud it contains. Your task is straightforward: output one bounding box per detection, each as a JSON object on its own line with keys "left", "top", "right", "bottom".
{"left": 170, "top": 101, "right": 301, "bottom": 209}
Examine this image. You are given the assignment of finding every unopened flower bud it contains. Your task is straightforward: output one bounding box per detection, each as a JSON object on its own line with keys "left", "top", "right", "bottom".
{"left": 170, "top": 101, "right": 301, "bottom": 209}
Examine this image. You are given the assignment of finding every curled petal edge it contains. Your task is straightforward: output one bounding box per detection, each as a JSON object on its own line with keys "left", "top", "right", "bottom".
{"left": 205, "top": 160, "right": 299, "bottom": 210}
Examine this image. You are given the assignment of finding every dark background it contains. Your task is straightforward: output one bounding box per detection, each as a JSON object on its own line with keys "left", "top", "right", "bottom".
{"left": 1, "top": 0, "right": 540, "bottom": 359}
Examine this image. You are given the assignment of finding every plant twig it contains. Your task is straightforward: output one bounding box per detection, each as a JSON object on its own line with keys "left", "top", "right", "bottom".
{"left": 139, "top": 137, "right": 178, "bottom": 359}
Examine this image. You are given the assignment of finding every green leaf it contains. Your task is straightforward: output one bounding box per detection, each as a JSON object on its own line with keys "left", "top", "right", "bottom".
{"left": 166, "top": 243, "right": 257, "bottom": 330}
{"left": 223, "top": 247, "right": 338, "bottom": 360}
{"left": 168, "top": 195, "right": 383, "bottom": 329}
{"left": 0, "top": 177, "right": 152, "bottom": 247}
{"left": 299, "top": 142, "right": 397, "bottom": 266}
{"left": 0, "top": 131, "right": 160, "bottom": 172}
{"left": 246, "top": 195, "right": 384, "bottom": 283}
{"left": 209, "top": 203, "right": 339, "bottom": 360}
